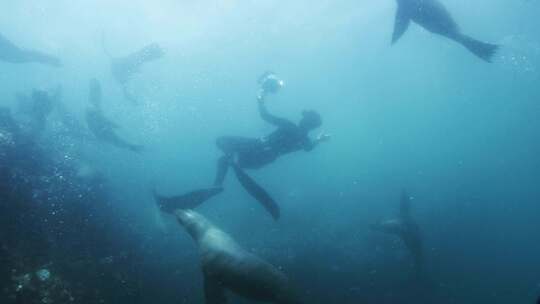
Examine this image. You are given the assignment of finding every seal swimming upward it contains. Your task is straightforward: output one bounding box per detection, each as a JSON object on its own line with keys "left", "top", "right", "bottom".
{"left": 371, "top": 190, "right": 424, "bottom": 278}
{"left": 392, "top": 0, "right": 499, "bottom": 62}
{"left": 85, "top": 79, "right": 144, "bottom": 152}
{"left": 0, "top": 33, "right": 61, "bottom": 67}
{"left": 175, "top": 209, "right": 303, "bottom": 304}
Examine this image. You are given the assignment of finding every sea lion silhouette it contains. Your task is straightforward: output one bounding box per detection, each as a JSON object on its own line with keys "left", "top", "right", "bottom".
{"left": 392, "top": 0, "right": 499, "bottom": 62}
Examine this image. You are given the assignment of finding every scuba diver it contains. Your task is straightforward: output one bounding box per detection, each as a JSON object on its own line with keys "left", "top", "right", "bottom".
{"left": 0, "top": 32, "right": 61, "bottom": 67}
{"left": 154, "top": 72, "right": 330, "bottom": 220}
{"left": 102, "top": 37, "right": 164, "bottom": 105}
{"left": 371, "top": 190, "right": 424, "bottom": 279}
{"left": 85, "top": 79, "right": 144, "bottom": 153}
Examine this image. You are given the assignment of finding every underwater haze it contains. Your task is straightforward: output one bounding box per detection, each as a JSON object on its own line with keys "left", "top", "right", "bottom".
{"left": 1, "top": 0, "right": 540, "bottom": 303}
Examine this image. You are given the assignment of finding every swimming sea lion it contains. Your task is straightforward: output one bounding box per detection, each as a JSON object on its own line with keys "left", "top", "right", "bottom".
{"left": 392, "top": 0, "right": 499, "bottom": 62}
{"left": 0, "top": 33, "right": 61, "bottom": 67}
{"left": 175, "top": 209, "right": 302, "bottom": 304}
{"left": 371, "top": 190, "right": 424, "bottom": 277}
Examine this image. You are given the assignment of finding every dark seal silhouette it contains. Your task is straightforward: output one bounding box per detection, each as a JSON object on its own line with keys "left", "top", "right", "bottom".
{"left": 0, "top": 33, "right": 61, "bottom": 67}
{"left": 371, "top": 190, "right": 424, "bottom": 278}
{"left": 392, "top": 0, "right": 499, "bottom": 62}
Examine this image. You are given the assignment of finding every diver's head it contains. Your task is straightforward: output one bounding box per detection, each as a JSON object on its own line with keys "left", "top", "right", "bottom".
{"left": 299, "top": 110, "right": 322, "bottom": 131}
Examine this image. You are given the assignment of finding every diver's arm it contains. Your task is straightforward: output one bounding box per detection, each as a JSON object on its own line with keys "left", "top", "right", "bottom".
{"left": 304, "top": 133, "right": 331, "bottom": 151}
{"left": 257, "top": 99, "right": 290, "bottom": 126}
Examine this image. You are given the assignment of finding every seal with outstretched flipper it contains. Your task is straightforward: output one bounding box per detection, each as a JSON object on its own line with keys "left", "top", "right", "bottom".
{"left": 0, "top": 33, "right": 61, "bottom": 67}
{"left": 102, "top": 36, "right": 164, "bottom": 105}
{"left": 392, "top": 0, "right": 499, "bottom": 62}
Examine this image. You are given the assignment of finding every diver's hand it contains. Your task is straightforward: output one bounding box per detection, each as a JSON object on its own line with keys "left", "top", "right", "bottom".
{"left": 316, "top": 132, "right": 331, "bottom": 143}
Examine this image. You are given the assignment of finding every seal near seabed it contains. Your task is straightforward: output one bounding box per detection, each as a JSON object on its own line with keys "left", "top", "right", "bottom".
{"left": 175, "top": 209, "right": 302, "bottom": 304}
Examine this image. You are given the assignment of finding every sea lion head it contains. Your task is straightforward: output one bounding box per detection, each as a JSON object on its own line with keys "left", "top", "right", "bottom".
{"left": 175, "top": 209, "right": 211, "bottom": 241}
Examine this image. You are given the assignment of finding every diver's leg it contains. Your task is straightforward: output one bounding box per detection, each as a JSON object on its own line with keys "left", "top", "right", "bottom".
{"left": 216, "top": 136, "right": 260, "bottom": 154}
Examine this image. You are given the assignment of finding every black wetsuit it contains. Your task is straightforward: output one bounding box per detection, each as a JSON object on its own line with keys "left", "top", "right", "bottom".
{"left": 154, "top": 102, "right": 321, "bottom": 220}
{"left": 214, "top": 102, "right": 315, "bottom": 185}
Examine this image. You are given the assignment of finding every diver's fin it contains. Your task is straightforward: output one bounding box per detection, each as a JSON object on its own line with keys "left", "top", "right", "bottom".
{"left": 232, "top": 165, "right": 280, "bottom": 221}
{"left": 456, "top": 35, "right": 499, "bottom": 63}
{"left": 204, "top": 274, "right": 227, "bottom": 304}
{"left": 153, "top": 188, "right": 223, "bottom": 213}
{"left": 152, "top": 188, "right": 166, "bottom": 210}
{"left": 392, "top": 3, "right": 411, "bottom": 44}
{"left": 400, "top": 189, "right": 411, "bottom": 218}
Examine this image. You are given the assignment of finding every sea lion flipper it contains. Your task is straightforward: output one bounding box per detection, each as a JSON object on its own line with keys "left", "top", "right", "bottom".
{"left": 204, "top": 275, "right": 227, "bottom": 304}
{"left": 392, "top": 3, "right": 411, "bottom": 44}
{"left": 455, "top": 35, "right": 499, "bottom": 63}
{"left": 232, "top": 165, "right": 280, "bottom": 221}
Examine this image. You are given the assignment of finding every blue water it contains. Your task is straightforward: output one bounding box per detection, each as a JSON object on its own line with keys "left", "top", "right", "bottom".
{"left": 1, "top": 1, "right": 540, "bottom": 303}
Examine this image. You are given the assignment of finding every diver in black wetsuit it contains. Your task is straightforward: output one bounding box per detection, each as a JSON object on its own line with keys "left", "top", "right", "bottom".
{"left": 0, "top": 33, "right": 61, "bottom": 67}
{"left": 213, "top": 97, "right": 330, "bottom": 187}
{"left": 153, "top": 73, "right": 330, "bottom": 220}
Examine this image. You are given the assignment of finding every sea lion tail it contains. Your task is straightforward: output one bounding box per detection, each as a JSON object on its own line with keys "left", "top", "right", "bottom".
{"left": 457, "top": 35, "right": 499, "bottom": 63}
